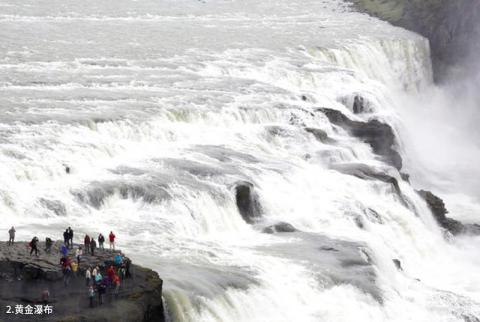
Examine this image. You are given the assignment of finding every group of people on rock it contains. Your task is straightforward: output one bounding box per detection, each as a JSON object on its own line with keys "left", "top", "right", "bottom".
{"left": 56, "top": 227, "right": 131, "bottom": 308}
{"left": 63, "top": 227, "right": 74, "bottom": 248}
{"left": 5, "top": 225, "right": 131, "bottom": 309}
{"left": 85, "top": 255, "right": 131, "bottom": 307}
{"left": 5, "top": 226, "right": 117, "bottom": 258}
{"left": 83, "top": 231, "right": 116, "bottom": 255}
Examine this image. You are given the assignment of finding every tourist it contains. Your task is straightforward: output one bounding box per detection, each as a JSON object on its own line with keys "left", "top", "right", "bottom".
{"left": 60, "top": 256, "right": 72, "bottom": 270}
{"left": 125, "top": 258, "right": 132, "bottom": 278}
{"left": 75, "top": 246, "right": 83, "bottom": 264}
{"left": 30, "top": 236, "right": 39, "bottom": 256}
{"left": 95, "top": 270, "right": 103, "bottom": 286}
{"left": 63, "top": 229, "right": 69, "bottom": 247}
{"left": 107, "top": 265, "right": 116, "bottom": 282}
{"left": 90, "top": 238, "right": 97, "bottom": 256}
{"left": 114, "top": 253, "right": 123, "bottom": 266}
{"left": 63, "top": 265, "right": 72, "bottom": 287}
{"left": 113, "top": 274, "right": 120, "bottom": 296}
{"left": 92, "top": 266, "right": 98, "bottom": 285}
{"left": 71, "top": 261, "right": 78, "bottom": 276}
{"left": 60, "top": 243, "right": 68, "bottom": 257}
{"left": 8, "top": 226, "right": 15, "bottom": 245}
{"left": 118, "top": 265, "right": 126, "bottom": 281}
{"left": 98, "top": 281, "right": 107, "bottom": 305}
{"left": 41, "top": 289, "right": 50, "bottom": 305}
{"left": 45, "top": 237, "right": 53, "bottom": 253}
{"left": 67, "top": 227, "right": 74, "bottom": 248}
{"left": 84, "top": 234, "right": 91, "bottom": 253}
{"left": 98, "top": 233, "right": 105, "bottom": 250}
{"left": 88, "top": 286, "right": 95, "bottom": 308}
{"left": 85, "top": 267, "right": 92, "bottom": 286}
{"left": 109, "top": 231, "right": 116, "bottom": 251}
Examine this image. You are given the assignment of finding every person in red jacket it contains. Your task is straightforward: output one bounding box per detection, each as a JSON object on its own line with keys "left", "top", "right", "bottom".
{"left": 109, "top": 231, "right": 116, "bottom": 251}
{"left": 107, "top": 265, "right": 115, "bottom": 281}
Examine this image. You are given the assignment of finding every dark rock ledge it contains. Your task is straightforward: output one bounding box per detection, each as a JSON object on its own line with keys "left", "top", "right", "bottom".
{"left": 0, "top": 241, "right": 165, "bottom": 322}
{"left": 317, "top": 108, "right": 403, "bottom": 170}
{"left": 418, "top": 190, "right": 480, "bottom": 236}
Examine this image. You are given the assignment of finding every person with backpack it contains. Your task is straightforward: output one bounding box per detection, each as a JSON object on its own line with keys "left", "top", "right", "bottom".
{"left": 8, "top": 227, "right": 15, "bottom": 245}
{"left": 98, "top": 233, "right": 105, "bottom": 250}
{"left": 29, "top": 236, "right": 39, "bottom": 256}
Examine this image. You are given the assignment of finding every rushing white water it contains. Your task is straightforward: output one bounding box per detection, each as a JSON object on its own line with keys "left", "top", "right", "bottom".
{"left": 1, "top": 0, "right": 479, "bottom": 321}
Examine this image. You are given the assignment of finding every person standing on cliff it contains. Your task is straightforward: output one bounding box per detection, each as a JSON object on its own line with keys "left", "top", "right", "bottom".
{"left": 98, "top": 233, "right": 105, "bottom": 250}
{"left": 63, "top": 229, "right": 69, "bottom": 247}
{"left": 90, "top": 238, "right": 97, "bottom": 256}
{"left": 84, "top": 234, "right": 91, "bottom": 254}
{"left": 109, "top": 231, "right": 116, "bottom": 251}
{"left": 67, "top": 227, "right": 74, "bottom": 248}
{"left": 30, "top": 236, "right": 39, "bottom": 256}
{"left": 45, "top": 237, "right": 53, "bottom": 253}
{"left": 8, "top": 226, "right": 15, "bottom": 245}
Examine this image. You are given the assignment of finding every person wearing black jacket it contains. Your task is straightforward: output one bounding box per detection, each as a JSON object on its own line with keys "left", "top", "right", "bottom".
{"left": 98, "top": 233, "right": 105, "bottom": 250}
{"left": 63, "top": 230, "right": 69, "bottom": 247}
{"left": 67, "top": 227, "right": 74, "bottom": 248}
{"left": 90, "top": 239, "right": 97, "bottom": 256}
{"left": 30, "top": 236, "right": 39, "bottom": 256}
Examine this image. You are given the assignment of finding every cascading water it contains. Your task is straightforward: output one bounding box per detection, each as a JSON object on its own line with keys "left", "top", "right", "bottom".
{"left": 1, "top": 0, "right": 479, "bottom": 321}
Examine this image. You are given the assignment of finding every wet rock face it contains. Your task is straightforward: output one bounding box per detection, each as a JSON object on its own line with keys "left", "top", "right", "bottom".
{"left": 305, "top": 127, "right": 332, "bottom": 143}
{"left": 353, "top": 95, "right": 365, "bottom": 114}
{"left": 351, "top": 0, "right": 480, "bottom": 80}
{"left": 318, "top": 108, "right": 402, "bottom": 170}
{"left": 392, "top": 259, "right": 403, "bottom": 271}
{"left": 258, "top": 233, "right": 383, "bottom": 303}
{"left": 417, "top": 190, "right": 465, "bottom": 235}
{"left": 39, "top": 198, "right": 67, "bottom": 216}
{"left": 235, "top": 182, "right": 262, "bottom": 224}
{"left": 262, "top": 222, "right": 297, "bottom": 234}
